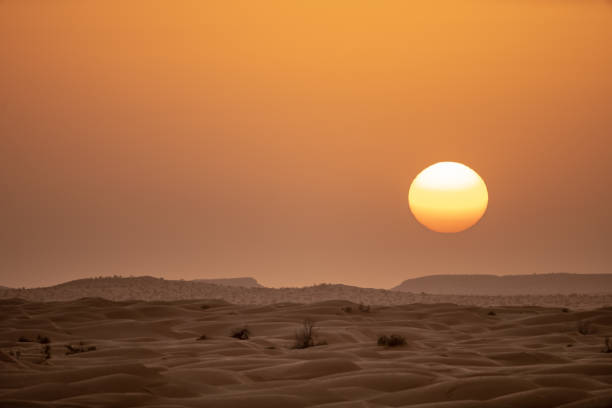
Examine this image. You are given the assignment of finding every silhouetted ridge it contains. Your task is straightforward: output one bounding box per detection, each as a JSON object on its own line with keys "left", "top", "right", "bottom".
{"left": 0, "top": 276, "right": 611, "bottom": 308}
{"left": 392, "top": 273, "right": 612, "bottom": 295}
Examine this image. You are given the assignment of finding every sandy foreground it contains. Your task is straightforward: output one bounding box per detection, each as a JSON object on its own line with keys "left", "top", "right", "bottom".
{"left": 1, "top": 298, "right": 612, "bottom": 408}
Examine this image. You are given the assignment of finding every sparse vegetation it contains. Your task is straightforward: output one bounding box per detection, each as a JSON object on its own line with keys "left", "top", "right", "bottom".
{"left": 16, "top": 334, "right": 51, "bottom": 344}
{"left": 36, "top": 334, "right": 51, "bottom": 344}
{"left": 378, "top": 334, "right": 407, "bottom": 347}
{"left": 488, "top": 310, "right": 497, "bottom": 316}
{"left": 293, "top": 319, "right": 327, "bottom": 349}
{"left": 197, "top": 334, "right": 207, "bottom": 341}
{"left": 65, "top": 341, "right": 97, "bottom": 355}
{"left": 562, "top": 308, "right": 570, "bottom": 313}
{"left": 577, "top": 320, "right": 593, "bottom": 335}
{"left": 342, "top": 303, "right": 370, "bottom": 314}
{"left": 294, "top": 319, "right": 315, "bottom": 349}
{"left": 602, "top": 337, "right": 611, "bottom": 353}
{"left": 231, "top": 327, "right": 250, "bottom": 340}
{"left": 200, "top": 304, "right": 211, "bottom": 310}
{"left": 41, "top": 344, "right": 52, "bottom": 361}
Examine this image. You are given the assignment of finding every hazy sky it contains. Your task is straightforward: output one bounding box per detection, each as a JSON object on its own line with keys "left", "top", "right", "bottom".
{"left": 2, "top": 1, "right": 612, "bottom": 289}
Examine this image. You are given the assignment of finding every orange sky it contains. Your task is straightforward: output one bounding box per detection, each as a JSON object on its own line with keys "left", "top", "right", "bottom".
{"left": 1, "top": 1, "right": 611, "bottom": 288}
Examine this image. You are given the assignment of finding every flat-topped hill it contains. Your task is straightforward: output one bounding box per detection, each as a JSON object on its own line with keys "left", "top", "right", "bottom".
{"left": 392, "top": 273, "right": 612, "bottom": 295}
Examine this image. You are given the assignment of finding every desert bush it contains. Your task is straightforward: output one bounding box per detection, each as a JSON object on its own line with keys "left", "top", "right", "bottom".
{"left": 342, "top": 304, "right": 370, "bottom": 313}
{"left": 562, "top": 308, "right": 570, "bottom": 313}
{"left": 488, "top": 310, "right": 497, "bottom": 316}
{"left": 378, "top": 334, "right": 406, "bottom": 347}
{"left": 18, "top": 336, "right": 32, "bottom": 342}
{"left": 358, "top": 303, "right": 371, "bottom": 313}
{"left": 65, "top": 341, "right": 97, "bottom": 355}
{"left": 293, "top": 319, "right": 318, "bottom": 349}
{"left": 603, "top": 337, "right": 612, "bottom": 353}
{"left": 36, "top": 334, "right": 51, "bottom": 344}
{"left": 41, "top": 344, "right": 51, "bottom": 361}
{"left": 200, "top": 304, "right": 211, "bottom": 310}
{"left": 577, "top": 320, "right": 593, "bottom": 335}
{"left": 231, "top": 327, "right": 250, "bottom": 340}
{"left": 293, "top": 319, "right": 327, "bottom": 349}
{"left": 197, "top": 334, "right": 207, "bottom": 341}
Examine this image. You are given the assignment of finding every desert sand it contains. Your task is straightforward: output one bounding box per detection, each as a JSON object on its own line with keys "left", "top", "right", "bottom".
{"left": 1, "top": 297, "right": 612, "bottom": 408}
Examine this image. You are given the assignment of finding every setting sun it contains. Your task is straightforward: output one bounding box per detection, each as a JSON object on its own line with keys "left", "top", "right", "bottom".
{"left": 408, "top": 162, "right": 488, "bottom": 233}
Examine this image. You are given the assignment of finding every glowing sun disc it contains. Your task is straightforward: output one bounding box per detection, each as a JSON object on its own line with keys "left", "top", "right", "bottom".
{"left": 408, "top": 162, "right": 488, "bottom": 233}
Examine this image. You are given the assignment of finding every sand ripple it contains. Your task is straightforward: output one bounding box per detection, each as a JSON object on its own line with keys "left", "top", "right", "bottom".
{"left": 1, "top": 299, "right": 611, "bottom": 407}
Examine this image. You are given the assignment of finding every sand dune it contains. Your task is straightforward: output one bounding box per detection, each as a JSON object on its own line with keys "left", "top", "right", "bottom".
{"left": 1, "top": 298, "right": 612, "bottom": 407}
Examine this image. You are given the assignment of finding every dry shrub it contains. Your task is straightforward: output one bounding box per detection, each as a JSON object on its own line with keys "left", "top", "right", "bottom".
{"left": 65, "top": 341, "right": 97, "bottom": 355}
{"left": 41, "top": 344, "right": 51, "bottom": 361}
{"left": 231, "top": 327, "right": 250, "bottom": 340}
{"left": 577, "top": 320, "right": 594, "bottom": 335}
{"left": 603, "top": 337, "right": 612, "bottom": 353}
{"left": 36, "top": 335, "right": 51, "bottom": 344}
{"left": 378, "top": 334, "right": 406, "bottom": 347}
{"left": 342, "top": 304, "right": 370, "bottom": 314}
{"left": 358, "top": 303, "right": 371, "bottom": 313}
{"left": 294, "top": 319, "right": 315, "bottom": 349}
{"left": 293, "top": 319, "right": 327, "bottom": 349}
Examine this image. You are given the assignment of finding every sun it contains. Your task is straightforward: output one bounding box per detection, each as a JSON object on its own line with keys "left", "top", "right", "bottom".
{"left": 408, "top": 162, "right": 488, "bottom": 233}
